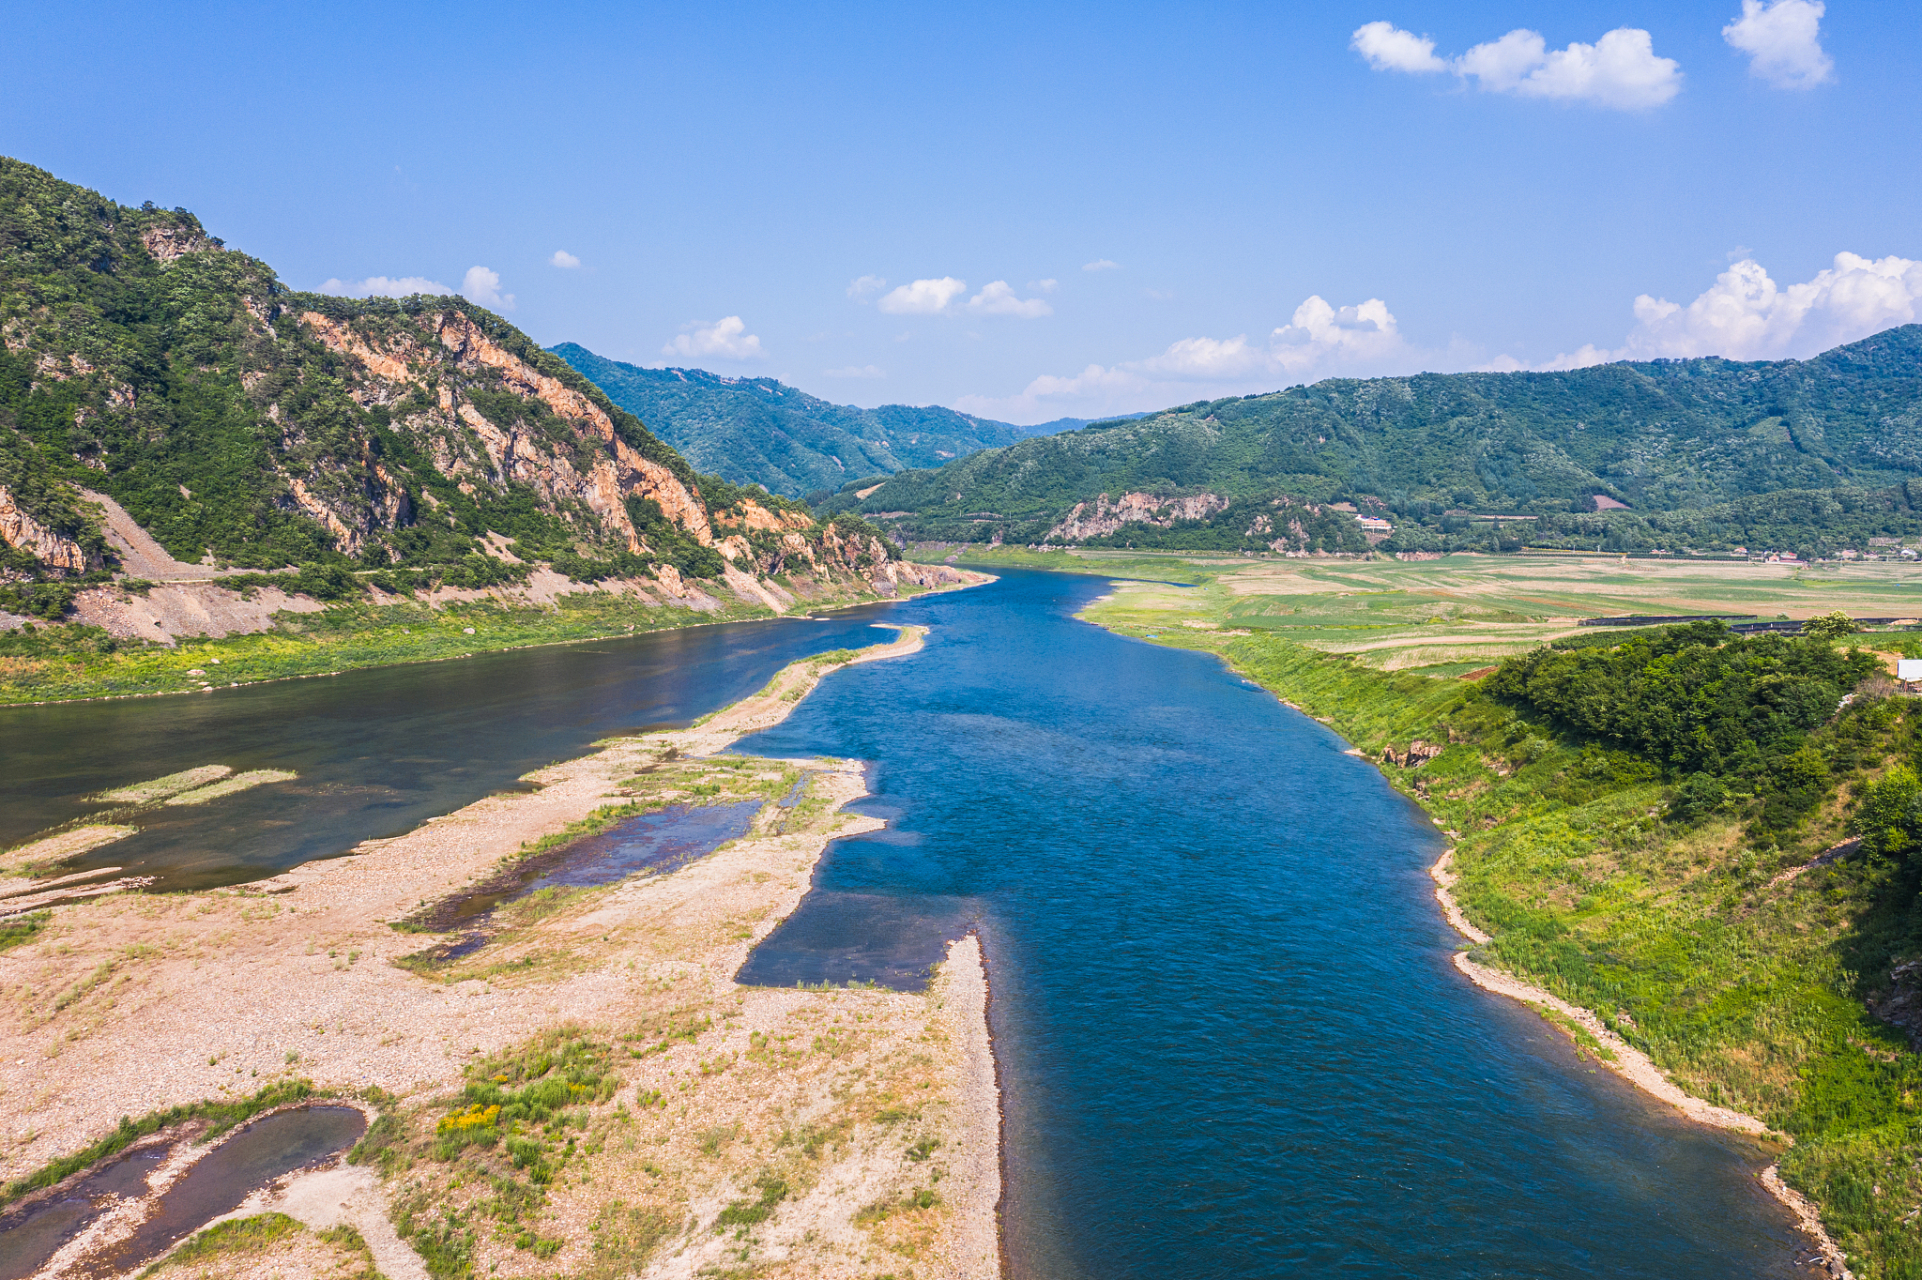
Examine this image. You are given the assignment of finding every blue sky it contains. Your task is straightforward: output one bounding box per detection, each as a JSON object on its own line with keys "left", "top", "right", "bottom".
{"left": 4, "top": 0, "right": 1918, "bottom": 423}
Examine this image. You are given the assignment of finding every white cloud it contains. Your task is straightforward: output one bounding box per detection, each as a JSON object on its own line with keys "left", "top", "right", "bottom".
{"left": 318, "top": 275, "right": 453, "bottom": 298}
{"left": 1724, "top": 0, "right": 1833, "bottom": 89}
{"left": 878, "top": 277, "right": 968, "bottom": 315}
{"left": 954, "top": 294, "right": 1408, "bottom": 424}
{"left": 1029, "top": 278, "right": 1059, "bottom": 294}
{"left": 967, "top": 280, "right": 1053, "bottom": 318}
{"left": 550, "top": 250, "right": 581, "bottom": 269}
{"left": 1525, "top": 253, "right": 1922, "bottom": 369}
{"left": 460, "top": 265, "right": 515, "bottom": 310}
{"left": 663, "top": 316, "right": 767, "bottom": 361}
{"left": 847, "top": 274, "right": 888, "bottom": 300}
{"left": 823, "top": 365, "right": 885, "bottom": 379}
{"left": 1351, "top": 21, "right": 1447, "bottom": 73}
{"left": 1356, "top": 19, "right": 1681, "bottom": 109}
{"left": 1457, "top": 27, "right": 1680, "bottom": 108}
{"left": 1082, "top": 259, "right": 1120, "bottom": 272}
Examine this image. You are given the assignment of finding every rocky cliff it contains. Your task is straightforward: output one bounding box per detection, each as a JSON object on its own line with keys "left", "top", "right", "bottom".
{"left": 0, "top": 156, "right": 928, "bottom": 630}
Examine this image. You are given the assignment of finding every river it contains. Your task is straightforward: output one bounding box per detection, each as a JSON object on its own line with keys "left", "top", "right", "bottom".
{"left": 2, "top": 571, "right": 1806, "bottom": 1276}
{"left": 0, "top": 609, "right": 895, "bottom": 890}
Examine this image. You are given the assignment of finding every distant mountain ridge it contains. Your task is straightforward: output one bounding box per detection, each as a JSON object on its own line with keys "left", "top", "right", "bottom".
{"left": 551, "top": 343, "right": 1110, "bottom": 498}
{"left": 818, "top": 327, "right": 1922, "bottom": 557}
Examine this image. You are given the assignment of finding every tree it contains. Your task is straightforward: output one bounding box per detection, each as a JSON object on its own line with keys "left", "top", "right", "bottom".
{"left": 1804, "top": 610, "right": 1858, "bottom": 641}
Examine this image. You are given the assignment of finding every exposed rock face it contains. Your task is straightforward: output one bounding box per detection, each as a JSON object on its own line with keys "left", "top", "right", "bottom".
{"left": 1872, "top": 960, "right": 1922, "bottom": 1047}
{"left": 1046, "top": 491, "right": 1230, "bottom": 541}
{"left": 0, "top": 486, "right": 102, "bottom": 573}
{"left": 1382, "top": 740, "right": 1445, "bottom": 769}
{"left": 137, "top": 225, "right": 220, "bottom": 263}
{"left": 71, "top": 581, "right": 324, "bottom": 645}
{"left": 716, "top": 497, "right": 812, "bottom": 535}
{"left": 299, "top": 309, "right": 714, "bottom": 556}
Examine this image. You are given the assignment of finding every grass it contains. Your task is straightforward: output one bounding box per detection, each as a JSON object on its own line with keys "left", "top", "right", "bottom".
{"left": 97, "top": 766, "right": 231, "bottom": 803}
{"left": 0, "top": 911, "right": 49, "bottom": 953}
{"left": 1081, "top": 557, "right": 1922, "bottom": 1280}
{"left": 162, "top": 769, "right": 299, "bottom": 805}
{"left": 140, "top": 1213, "right": 304, "bottom": 1274}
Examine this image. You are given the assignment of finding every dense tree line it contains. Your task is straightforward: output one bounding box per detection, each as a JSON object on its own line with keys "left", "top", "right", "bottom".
{"left": 1486, "top": 624, "right": 1879, "bottom": 832}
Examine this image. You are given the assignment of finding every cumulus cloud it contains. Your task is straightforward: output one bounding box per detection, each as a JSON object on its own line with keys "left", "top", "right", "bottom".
{"left": 1351, "top": 20, "right": 1447, "bottom": 73}
{"left": 1724, "top": 0, "right": 1833, "bottom": 89}
{"left": 460, "top": 265, "right": 515, "bottom": 310}
{"left": 1456, "top": 27, "right": 1680, "bottom": 107}
{"left": 663, "top": 316, "right": 767, "bottom": 361}
{"left": 1355, "top": 20, "right": 1681, "bottom": 109}
{"left": 967, "top": 280, "right": 1053, "bottom": 318}
{"left": 847, "top": 274, "right": 888, "bottom": 300}
{"left": 1029, "top": 278, "right": 1059, "bottom": 294}
{"left": 823, "top": 365, "right": 885, "bottom": 379}
{"left": 1527, "top": 253, "right": 1922, "bottom": 370}
{"left": 550, "top": 250, "right": 581, "bottom": 269}
{"left": 1082, "top": 259, "right": 1120, "bottom": 272}
{"left": 319, "top": 275, "right": 453, "bottom": 298}
{"left": 878, "top": 277, "right": 968, "bottom": 315}
{"left": 953, "top": 294, "right": 1408, "bottom": 424}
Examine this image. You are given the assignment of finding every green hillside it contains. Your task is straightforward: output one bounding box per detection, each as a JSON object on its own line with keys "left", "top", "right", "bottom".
{"left": 820, "top": 330, "right": 1922, "bottom": 557}
{"left": 552, "top": 343, "right": 1095, "bottom": 498}
{"left": 0, "top": 156, "right": 902, "bottom": 623}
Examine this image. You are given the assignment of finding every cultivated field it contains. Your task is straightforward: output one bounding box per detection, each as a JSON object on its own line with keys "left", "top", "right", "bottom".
{"left": 998, "top": 549, "right": 1922, "bottom": 676}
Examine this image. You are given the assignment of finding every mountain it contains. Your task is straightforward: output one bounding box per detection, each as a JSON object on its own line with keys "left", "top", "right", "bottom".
{"left": 550, "top": 344, "right": 1102, "bottom": 499}
{"left": 818, "top": 329, "right": 1922, "bottom": 557}
{"left": 0, "top": 156, "right": 947, "bottom": 627}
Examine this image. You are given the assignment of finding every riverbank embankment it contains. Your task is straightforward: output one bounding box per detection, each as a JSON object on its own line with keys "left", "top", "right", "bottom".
{"left": 0, "top": 624, "right": 1000, "bottom": 1280}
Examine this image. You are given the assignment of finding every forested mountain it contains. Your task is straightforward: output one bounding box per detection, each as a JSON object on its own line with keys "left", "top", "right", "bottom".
{"left": 818, "top": 330, "right": 1922, "bottom": 557}
{"left": 0, "top": 157, "right": 921, "bottom": 622}
{"left": 552, "top": 344, "right": 1095, "bottom": 499}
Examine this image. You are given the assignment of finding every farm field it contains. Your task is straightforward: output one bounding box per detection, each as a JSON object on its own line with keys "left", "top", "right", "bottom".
{"left": 970, "top": 548, "right": 1922, "bottom": 677}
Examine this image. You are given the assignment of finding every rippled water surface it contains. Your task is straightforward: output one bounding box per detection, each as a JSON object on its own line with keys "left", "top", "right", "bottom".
{"left": 734, "top": 569, "right": 1807, "bottom": 1280}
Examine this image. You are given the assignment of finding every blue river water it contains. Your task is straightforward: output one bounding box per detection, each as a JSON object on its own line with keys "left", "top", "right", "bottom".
{"left": 733, "top": 569, "right": 1807, "bottom": 1280}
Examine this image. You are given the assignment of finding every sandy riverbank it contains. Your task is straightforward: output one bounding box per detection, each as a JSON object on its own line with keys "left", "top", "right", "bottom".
{"left": 0, "top": 624, "right": 1001, "bottom": 1279}
{"left": 1429, "top": 848, "right": 1851, "bottom": 1278}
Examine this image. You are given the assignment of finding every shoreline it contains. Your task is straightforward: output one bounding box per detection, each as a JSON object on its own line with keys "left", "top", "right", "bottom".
{"left": 1, "top": 624, "right": 1003, "bottom": 1279}
{"left": 0, "top": 563, "right": 995, "bottom": 709}
{"left": 1430, "top": 849, "right": 1854, "bottom": 1277}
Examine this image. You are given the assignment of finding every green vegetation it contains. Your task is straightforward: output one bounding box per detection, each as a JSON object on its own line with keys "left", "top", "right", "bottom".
{"left": 821, "top": 326, "right": 1922, "bottom": 557}
{"left": 1487, "top": 624, "right": 1877, "bottom": 833}
{"left": 142, "top": 1213, "right": 303, "bottom": 1274}
{"left": 715, "top": 1173, "right": 788, "bottom": 1226}
{"left": 383, "top": 1027, "right": 674, "bottom": 1280}
{"left": 1086, "top": 564, "right": 1922, "bottom": 1279}
{"left": 0, "top": 911, "right": 48, "bottom": 952}
{"left": 432, "top": 1030, "right": 619, "bottom": 1171}
{"left": 553, "top": 343, "right": 1070, "bottom": 498}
